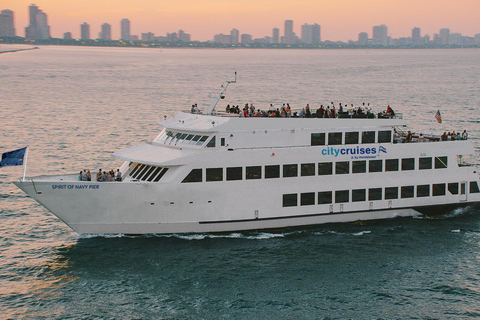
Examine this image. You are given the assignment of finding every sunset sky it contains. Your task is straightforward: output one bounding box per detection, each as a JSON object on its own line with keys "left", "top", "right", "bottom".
{"left": 3, "top": 0, "right": 480, "bottom": 41}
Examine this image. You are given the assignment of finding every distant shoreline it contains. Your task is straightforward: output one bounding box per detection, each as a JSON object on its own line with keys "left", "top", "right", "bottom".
{"left": 0, "top": 47, "right": 39, "bottom": 54}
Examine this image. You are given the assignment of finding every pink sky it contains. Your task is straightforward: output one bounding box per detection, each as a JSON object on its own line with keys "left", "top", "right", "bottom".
{"left": 3, "top": 0, "right": 480, "bottom": 41}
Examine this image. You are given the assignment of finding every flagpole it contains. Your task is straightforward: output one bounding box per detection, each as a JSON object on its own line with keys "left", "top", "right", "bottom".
{"left": 22, "top": 146, "right": 28, "bottom": 182}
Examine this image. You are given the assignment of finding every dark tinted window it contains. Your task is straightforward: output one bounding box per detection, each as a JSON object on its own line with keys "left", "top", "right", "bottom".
{"left": 206, "top": 137, "right": 216, "bottom": 148}
{"left": 385, "top": 159, "right": 399, "bottom": 172}
{"left": 435, "top": 156, "right": 448, "bottom": 169}
{"left": 419, "top": 157, "right": 432, "bottom": 170}
{"left": 352, "top": 189, "right": 366, "bottom": 202}
{"left": 369, "top": 160, "right": 383, "bottom": 173}
{"left": 335, "top": 190, "right": 349, "bottom": 203}
{"left": 221, "top": 138, "right": 225, "bottom": 146}
{"left": 328, "top": 132, "right": 342, "bottom": 145}
{"left": 206, "top": 168, "right": 223, "bottom": 182}
{"left": 246, "top": 166, "right": 261, "bottom": 180}
{"left": 336, "top": 162, "right": 349, "bottom": 174}
{"left": 362, "top": 131, "right": 375, "bottom": 144}
{"left": 369, "top": 188, "right": 382, "bottom": 201}
{"left": 283, "top": 164, "right": 298, "bottom": 177}
{"left": 153, "top": 168, "right": 168, "bottom": 182}
{"left": 402, "top": 158, "right": 415, "bottom": 171}
{"left": 182, "top": 169, "right": 202, "bottom": 183}
{"left": 385, "top": 187, "right": 398, "bottom": 199}
{"left": 301, "top": 163, "right": 315, "bottom": 176}
{"left": 401, "top": 186, "right": 414, "bottom": 198}
{"left": 417, "top": 185, "right": 430, "bottom": 197}
{"left": 146, "top": 167, "right": 163, "bottom": 182}
{"left": 283, "top": 194, "right": 297, "bottom": 207}
{"left": 448, "top": 182, "right": 459, "bottom": 195}
{"left": 265, "top": 165, "right": 280, "bottom": 179}
{"left": 433, "top": 183, "right": 446, "bottom": 196}
{"left": 345, "top": 132, "right": 359, "bottom": 145}
{"left": 378, "top": 130, "right": 392, "bottom": 143}
{"left": 226, "top": 167, "right": 242, "bottom": 181}
{"left": 311, "top": 133, "right": 326, "bottom": 146}
{"left": 301, "top": 192, "right": 315, "bottom": 206}
{"left": 318, "top": 191, "right": 332, "bottom": 204}
{"left": 352, "top": 161, "right": 367, "bottom": 173}
{"left": 318, "top": 162, "right": 333, "bottom": 175}
{"left": 197, "top": 135, "right": 209, "bottom": 145}
{"left": 471, "top": 181, "right": 480, "bottom": 193}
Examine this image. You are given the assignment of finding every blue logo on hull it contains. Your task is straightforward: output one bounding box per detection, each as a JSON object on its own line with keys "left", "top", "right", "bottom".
{"left": 321, "top": 145, "right": 387, "bottom": 158}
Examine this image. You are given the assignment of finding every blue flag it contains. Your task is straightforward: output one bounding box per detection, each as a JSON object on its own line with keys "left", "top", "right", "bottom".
{"left": 0, "top": 147, "right": 27, "bottom": 167}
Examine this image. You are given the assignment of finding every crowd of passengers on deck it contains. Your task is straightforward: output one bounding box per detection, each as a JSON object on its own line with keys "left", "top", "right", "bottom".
{"left": 192, "top": 102, "right": 397, "bottom": 118}
{"left": 395, "top": 129, "right": 468, "bottom": 143}
{"left": 78, "top": 169, "right": 122, "bottom": 182}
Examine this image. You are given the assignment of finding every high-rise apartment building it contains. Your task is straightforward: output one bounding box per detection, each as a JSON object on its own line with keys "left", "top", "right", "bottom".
{"left": 272, "top": 28, "right": 279, "bottom": 44}
{"left": 282, "top": 20, "right": 297, "bottom": 44}
{"left": 121, "top": 19, "right": 130, "bottom": 40}
{"left": 80, "top": 22, "right": 90, "bottom": 40}
{"left": 25, "top": 4, "right": 50, "bottom": 40}
{"left": 99, "top": 23, "right": 111, "bottom": 40}
{"left": 440, "top": 28, "right": 450, "bottom": 45}
{"left": 230, "top": 29, "right": 239, "bottom": 44}
{"left": 178, "top": 30, "right": 191, "bottom": 42}
{"left": 0, "top": 10, "right": 15, "bottom": 37}
{"left": 63, "top": 32, "right": 72, "bottom": 40}
{"left": 241, "top": 34, "right": 252, "bottom": 44}
{"left": 141, "top": 32, "right": 155, "bottom": 42}
{"left": 412, "top": 27, "right": 421, "bottom": 41}
{"left": 301, "top": 23, "right": 321, "bottom": 44}
{"left": 358, "top": 32, "right": 368, "bottom": 45}
{"left": 372, "top": 24, "right": 388, "bottom": 46}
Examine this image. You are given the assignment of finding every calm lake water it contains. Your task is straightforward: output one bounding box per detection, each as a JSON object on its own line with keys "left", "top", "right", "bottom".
{"left": 1, "top": 45, "right": 480, "bottom": 318}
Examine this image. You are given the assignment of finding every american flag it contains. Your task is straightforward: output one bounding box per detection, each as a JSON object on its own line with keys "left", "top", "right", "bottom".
{"left": 435, "top": 110, "right": 442, "bottom": 124}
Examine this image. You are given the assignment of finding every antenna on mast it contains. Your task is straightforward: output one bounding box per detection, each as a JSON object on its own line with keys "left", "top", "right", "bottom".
{"left": 203, "top": 72, "right": 237, "bottom": 115}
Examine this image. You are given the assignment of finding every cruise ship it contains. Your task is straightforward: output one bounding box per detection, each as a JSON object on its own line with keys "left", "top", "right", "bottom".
{"left": 14, "top": 75, "right": 480, "bottom": 234}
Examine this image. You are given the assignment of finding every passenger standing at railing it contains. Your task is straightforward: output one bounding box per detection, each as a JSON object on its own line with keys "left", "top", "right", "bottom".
{"left": 406, "top": 131, "right": 412, "bottom": 143}
{"left": 87, "top": 170, "right": 91, "bottom": 181}
{"left": 462, "top": 130, "right": 468, "bottom": 140}
{"left": 78, "top": 171, "right": 83, "bottom": 181}
{"left": 97, "top": 169, "right": 102, "bottom": 181}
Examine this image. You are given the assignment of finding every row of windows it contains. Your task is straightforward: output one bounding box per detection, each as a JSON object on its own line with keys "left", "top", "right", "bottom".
{"left": 164, "top": 131, "right": 215, "bottom": 148}
{"left": 181, "top": 156, "right": 448, "bottom": 183}
{"left": 283, "top": 181, "right": 480, "bottom": 207}
{"left": 129, "top": 163, "right": 169, "bottom": 182}
{"left": 311, "top": 130, "right": 392, "bottom": 146}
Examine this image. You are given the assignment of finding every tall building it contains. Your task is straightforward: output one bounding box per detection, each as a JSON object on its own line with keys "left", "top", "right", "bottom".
{"left": 358, "top": 32, "right": 368, "bottom": 45}
{"left": 301, "top": 23, "right": 321, "bottom": 44}
{"left": 142, "top": 32, "right": 155, "bottom": 42}
{"left": 241, "top": 34, "right": 252, "bottom": 44}
{"left": 99, "top": 23, "right": 111, "bottom": 40}
{"left": 121, "top": 18, "right": 130, "bottom": 40}
{"left": 63, "top": 32, "right": 72, "bottom": 40}
{"left": 0, "top": 10, "right": 15, "bottom": 37}
{"left": 440, "top": 28, "right": 450, "bottom": 45}
{"left": 178, "top": 30, "right": 191, "bottom": 42}
{"left": 80, "top": 22, "right": 90, "bottom": 40}
{"left": 282, "top": 20, "right": 298, "bottom": 44}
{"left": 25, "top": 4, "right": 50, "bottom": 40}
{"left": 272, "top": 28, "right": 279, "bottom": 44}
{"left": 214, "top": 33, "right": 231, "bottom": 44}
{"left": 372, "top": 24, "right": 388, "bottom": 46}
{"left": 230, "top": 28, "right": 239, "bottom": 45}
{"left": 412, "top": 27, "right": 421, "bottom": 41}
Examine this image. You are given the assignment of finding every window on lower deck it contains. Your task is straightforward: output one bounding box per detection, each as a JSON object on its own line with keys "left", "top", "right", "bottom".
{"left": 318, "top": 191, "right": 332, "bottom": 204}
{"left": 283, "top": 194, "right": 297, "bottom": 207}
{"left": 402, "top": 158, "right": 415, "bottom": 171}
{"left": 335, "top": 162, "right": 349, "bottom": 174}
{"left": 433, "top": 183, "right": 446, "bottom": 196}
{"left": 352, "top": 161, "right": 366, "bottom": 174}
{"left": 419, "top": 157, "right": 432, "bottom": 170}
{"left": 301, "top": 192, "right": 315, "bottom": 206}
{"left": 401, "top": 186, "right": 414, "bottom": 198}
{"left": 369, "top": 188, "right": 382, "bottom": 201}
{"left": 318, "top": 162, "right": 333, "bottom": 175}
{"left": 335, "top": 190, "right": 349, "bottom": 203}
{"left": 417, "top": 185, "right": 430, "bottom": 197}
{"left": 352, "top": 189, "right": 366, "bottom": 202}
{"left": 182, "top": 169, "right": 202, "bottom": 183}
{"left": 369, "top": 160, "right": 382, "bottom": 173}
{"left": 471, "top": 181, "right": 480, "bottom": 194}
{"left": 385, "top": 159, "right": 399, "bottom": 172}
{"left": 448, "top": 183, "right": 459, "bottom": 195}
{"left": 385, "top": 187, "right": 398, "bottom": 199}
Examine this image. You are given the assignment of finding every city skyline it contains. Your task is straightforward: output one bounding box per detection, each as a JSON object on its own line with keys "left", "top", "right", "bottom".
{"left": 2, "top": 0, "right": 480, "bottom": 41}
